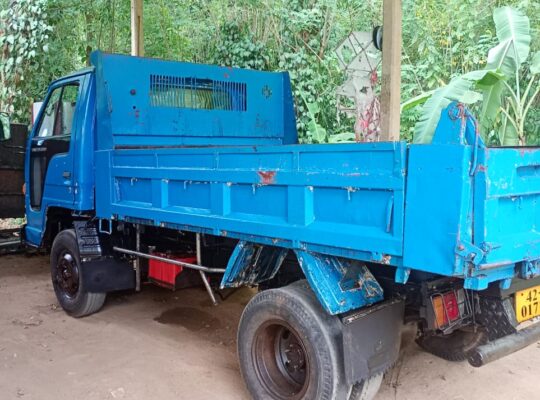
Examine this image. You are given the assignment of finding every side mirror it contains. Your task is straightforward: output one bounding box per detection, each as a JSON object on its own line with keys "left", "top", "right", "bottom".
{"left": 372, "top": 26, "right": 383, "bottom": 52}
{"left": 0, "top": 112, "right": 11, "bottom": 141}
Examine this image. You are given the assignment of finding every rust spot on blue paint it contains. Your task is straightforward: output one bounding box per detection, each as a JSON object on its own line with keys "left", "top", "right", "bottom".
{"left": 258, "top": 171, "right": 276, "bottom": 185}
{"left": 477, "top": 164, "right": 487, "bottom": 172}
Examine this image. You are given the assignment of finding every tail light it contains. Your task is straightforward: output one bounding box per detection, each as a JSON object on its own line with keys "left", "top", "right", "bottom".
{"left": 431, "top": 289, "right": 467, "bottom": 329}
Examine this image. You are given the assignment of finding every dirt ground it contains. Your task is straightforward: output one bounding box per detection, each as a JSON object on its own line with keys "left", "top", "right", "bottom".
{"left": 1, "top": 253, "right": 539, "bottom": 400}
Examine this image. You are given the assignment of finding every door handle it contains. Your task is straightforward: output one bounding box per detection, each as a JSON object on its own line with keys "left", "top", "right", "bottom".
{"left": 62, "top": 171, "right": 71, "bottom": 179}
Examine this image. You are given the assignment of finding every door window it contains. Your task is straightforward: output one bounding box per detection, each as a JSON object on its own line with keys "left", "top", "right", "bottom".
{"left": 30, "top": 82, "right": 80, "bottom": 210}
{"left": 37, "top": 84, "right": 79, "bottom": 138}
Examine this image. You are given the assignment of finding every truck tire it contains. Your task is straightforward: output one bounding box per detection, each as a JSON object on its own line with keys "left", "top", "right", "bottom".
{"left": 416, "top": 327, "right": 487, "bottom": 362}
{"left": 238, "top": 280, "right": 382, "bottom": 400}
{"left": 50, "top": 229, "right": 106, "bottom": 317}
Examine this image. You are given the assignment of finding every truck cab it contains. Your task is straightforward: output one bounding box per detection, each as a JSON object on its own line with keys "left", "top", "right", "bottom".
{"left": 25, "top": 68, "right": 96, "bottom": 246}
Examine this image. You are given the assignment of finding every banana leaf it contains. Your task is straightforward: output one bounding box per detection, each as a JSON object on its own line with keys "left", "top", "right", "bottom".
{"left": 413, "top": 70, "right": 503, "bottom": 144}
{"left": 488, "top": 6, "right": 531, "bottom": 76}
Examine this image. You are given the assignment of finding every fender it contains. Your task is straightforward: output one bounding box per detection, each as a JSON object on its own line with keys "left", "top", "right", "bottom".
{"left": 220, "top": 240, "right": 288, "bottom": 288}
{"left": 221, "top": 240, "right": 385, "bottom": 316}
{"left": 295, "top": 250, "right": 384, "bottom": 315}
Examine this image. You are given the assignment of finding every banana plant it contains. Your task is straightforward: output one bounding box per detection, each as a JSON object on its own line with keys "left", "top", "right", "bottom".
{"left": 410, "top": 6, "right": 539, "bottom": 145}
{"left": 299, "top": 91, "right": 328, "bottom": 143}
{"left": 411, "top": 69, "right": 503, "bottom": 144}
{"left": 496, "top": 50, "right": 539, "bottom": 145}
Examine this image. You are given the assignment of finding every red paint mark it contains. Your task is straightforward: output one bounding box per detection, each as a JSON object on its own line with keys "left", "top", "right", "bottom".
{"left": 258, "top": 171, "right": 276, "bottom": 185}
{"left": 223, "top": 72, "right": 230, "bottom": 79}
{"left": 477, "top": 164, "right": 487, "bottom": 172}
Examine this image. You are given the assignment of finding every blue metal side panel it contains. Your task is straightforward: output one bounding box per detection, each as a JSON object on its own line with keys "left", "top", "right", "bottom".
{"left": 73, "top": 72, "right": 97, "bottom": 212}
{"left": 90, "top": 51, "right": 297, "bottom": 149}
{"left": 404, "top": 103, "right": 539, "bottom": 289}
{"left": 474, "top": 147, "right": 540, "bottom": 266}
{"left": 403, "top": 143, "right": 474, "bottom": 276}
{"left": 95, "top": 142, "right": 407, "bottom": 263}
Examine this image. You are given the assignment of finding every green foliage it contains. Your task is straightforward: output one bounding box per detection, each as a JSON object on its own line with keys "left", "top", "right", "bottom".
{"left": 531, "top": 52, "right": 540, "bottom": 74}
{"left": 414, "top": 70, "right": 503, "bottom": 143}
{"left": 402, "top": 0, "right": 539, "bottom": 142}
{"left": 490, "top": 6, "right": 530, "bottom": 74}
{"left": 412, "top": 6, "right": 539, "bottom": 145}
{"left": 303, "top": 99, "right": 328, "bottom": 143}
{"left": 0, "top": 0, "right": 538, "bottom": 144}
{"left": 0, "top": 0, "right": 51, "bottom": 120}
{"left": 486, "top": 6, "right": 537, "bottom": 145}
{"left": 211, "top": 21, "right": 269, "bottom": 70}
{"left": 401, "top": 90, "right": 435, "bottom": 113}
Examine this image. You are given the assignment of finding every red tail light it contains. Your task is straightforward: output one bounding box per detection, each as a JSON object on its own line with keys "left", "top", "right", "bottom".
{"left": 432, "top": 290, "right": 461, "bottom": 329}
{"left": 443, "top": 292, "right": 460, "bottom": 321}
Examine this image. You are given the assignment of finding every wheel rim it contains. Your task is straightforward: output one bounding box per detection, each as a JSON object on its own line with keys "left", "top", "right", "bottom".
{"left": 252, "top": 320, "right": 310, "bottom": 399}
{"left": 54, "top": 250, "right": 80, "bottom": 299}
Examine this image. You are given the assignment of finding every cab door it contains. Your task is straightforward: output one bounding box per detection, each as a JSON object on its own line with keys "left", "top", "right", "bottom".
{"left": 25, "top": 77, "right": 84, "bottom": 245}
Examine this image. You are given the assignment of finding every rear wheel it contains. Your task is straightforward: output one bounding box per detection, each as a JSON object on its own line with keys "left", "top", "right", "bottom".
{"left": 50, "top": 229, "right": 106, "bottom": 317}
{"left": 238, "top": 280, "right": 382, "bottom": 400}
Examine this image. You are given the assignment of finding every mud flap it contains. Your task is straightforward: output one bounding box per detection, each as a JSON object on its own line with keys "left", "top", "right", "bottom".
{"left": 74, "top": 221, "right": 135, "bottom": 293}
{"left": 342, "top": 299, "right": 404, "bottom": 385}
{"left": 81, "top": 257, "right": 136, "bottom": 293}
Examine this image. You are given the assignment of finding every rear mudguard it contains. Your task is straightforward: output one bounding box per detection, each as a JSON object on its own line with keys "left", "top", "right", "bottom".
{"left": 221, "top": 241, "right": 384, "bottom": 315}
{"left": 342, "top": 299, "right": 404, "bottom": 384}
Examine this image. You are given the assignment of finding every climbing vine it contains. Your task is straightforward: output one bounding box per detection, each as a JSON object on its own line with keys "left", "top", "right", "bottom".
{"left": 0, "top": 0, "right": 51, "bottom": 120}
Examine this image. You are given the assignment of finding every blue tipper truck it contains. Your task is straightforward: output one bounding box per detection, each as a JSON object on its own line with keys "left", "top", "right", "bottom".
{"left": 2, "top": 50, "right": 540, "bottom": 399}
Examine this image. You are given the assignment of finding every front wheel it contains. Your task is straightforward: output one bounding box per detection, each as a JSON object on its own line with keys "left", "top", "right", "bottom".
{"left": 50, "top": 229, "right": 106, "bottom": 317}
{"left": 238, "top": 280, "right": 382, "bottom": 400}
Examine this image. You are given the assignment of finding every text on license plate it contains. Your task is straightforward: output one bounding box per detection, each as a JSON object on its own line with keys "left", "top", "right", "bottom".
{"left": 516, "top": 285, "right": 540, "bottom": 323}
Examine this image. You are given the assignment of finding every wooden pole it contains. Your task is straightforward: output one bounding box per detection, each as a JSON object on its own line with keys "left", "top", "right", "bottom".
{"left": 380, "top": 0, "right": 402, "bottom": 141}
{"left": 131, "top": 0, "right": 144, "bottom": 56}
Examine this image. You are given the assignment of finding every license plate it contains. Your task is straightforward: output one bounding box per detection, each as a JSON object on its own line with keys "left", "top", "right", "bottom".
{"left": 516, "top": 285, "right": 540, "bottom": 323}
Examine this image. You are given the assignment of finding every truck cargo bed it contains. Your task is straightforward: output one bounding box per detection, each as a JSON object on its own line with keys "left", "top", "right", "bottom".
{"left": 23, "top": 52, "right": 540, "bottom": 294}
{"left": 86, "top": 52, "right": 540, "bottom": 291}
{"left": 96, "top": 142, "right": 407, "bottom": 265}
